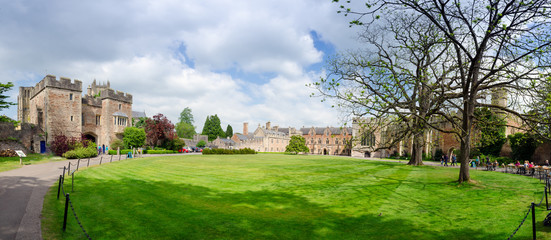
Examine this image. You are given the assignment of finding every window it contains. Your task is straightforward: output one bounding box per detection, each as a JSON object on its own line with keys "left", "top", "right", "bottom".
{"left": 326, "top": 138, "right": 329, "bottom": 144}
{"left": 119, "top": 104, "right": 122, "bottom": 110}
{"left": 310, "top": 138, "right": 313, "bottom": 144}
{"left": 336, "top": 138, "right": 339, "bottom": 144}
{"left": 70, "top": 116, "right": 73, "bottom": 121}
{"left": 96, "top": 115, "right": 101, "bottom": 125}
{"left": 318, "top": 138, "right": 321, "bottom": 144}
{"left": 117, "top": 117, "right": 127, "bottom": 126}
{"left": 361, "top": 132, "right": 376, "bottom": 147}
{"left": 69, "top": 93, "right": 73, "bottom": 100}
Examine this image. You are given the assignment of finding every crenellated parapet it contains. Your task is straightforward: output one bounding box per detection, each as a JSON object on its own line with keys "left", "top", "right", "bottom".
{"left": 100, "top": 89, "right": 132, "bottom": 103}
{"left": 30, "top": 75, "right": 82, "bottom": 98}
{"left": 82, "top": 95, "right": 103, "bottom": 107}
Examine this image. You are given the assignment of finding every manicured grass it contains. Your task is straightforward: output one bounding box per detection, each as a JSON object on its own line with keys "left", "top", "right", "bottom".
{"left": 0, "top": 154, "right": 63, "bottom": 172}
{"left": 42, "top": 154, "right": 551, "bottom": 239}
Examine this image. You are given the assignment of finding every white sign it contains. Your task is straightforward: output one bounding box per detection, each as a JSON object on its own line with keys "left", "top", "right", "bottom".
{"left": 15, "top": 150, "right": 26, "bottom": 158}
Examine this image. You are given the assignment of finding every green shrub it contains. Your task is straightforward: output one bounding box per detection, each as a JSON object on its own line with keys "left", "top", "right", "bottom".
{"left": 63, "top": 145, "right": 98, "bottom": 159}
{"left": 108, "top": 149, "right": 132, "bottom": 155}
{"left": 146, "top": 150, "right": 176, "bottom": 154}
{"left": 110, "top": 139, "right": 124, "bottom": 151}
{"left": 202, "top": 148, "right": 257, "bottom": 155}
{"left": 494, "top": 156, "right": 514, "bottom": 165}
{"left": 433, "top": 149, "right": 443, "bottom": 162}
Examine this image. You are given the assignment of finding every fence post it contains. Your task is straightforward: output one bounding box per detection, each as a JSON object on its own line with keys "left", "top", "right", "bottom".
{"left": 63, "top": 193, "right": 69, "bottom": 232}
{"left": 57, "top": 175, "right": 62, "bottom": 200}
{"left": 63, "top": 166, "right": 66, "bottom": 177}
{"left": 67, "top": 163, "right": 71, "bottom": 176}
{"left": 87, "top": 158, "right": 90, "bottom": 167}
{"left": 77, "top": 159, "right": 80, "bottom": 171}
{"left": 100, "top": 156, "right": 102, "bottom": 165}
{"left": 532, "top": 202, "right": 536, "bottom": 240}
{"left": 71, "top": 172, "right": 74, "bottom": 193}
{"left": 110, "top": 155, "right": 113, "bottom": 163}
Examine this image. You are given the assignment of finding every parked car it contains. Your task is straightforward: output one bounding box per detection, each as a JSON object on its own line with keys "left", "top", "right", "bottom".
{"left": 178, "top": 148, "right": 189, "bottom": 153}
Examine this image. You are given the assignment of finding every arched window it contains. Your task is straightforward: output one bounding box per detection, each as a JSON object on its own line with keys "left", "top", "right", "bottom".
{"left": 326, "top": 138, "right": 329, "bottom": 144}
{"left": 318, "top": 138, "right": 322, "bottom": 144}
{"left": 361, "top": 132, "right": 376, "bottom": 147}
{"left": 335, "top": 138, "right": 339, "bottom": 145}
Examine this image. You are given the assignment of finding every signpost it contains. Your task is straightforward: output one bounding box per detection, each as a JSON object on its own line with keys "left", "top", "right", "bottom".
{"left": 15, "top": 150, "right": 26, "bottom": 165}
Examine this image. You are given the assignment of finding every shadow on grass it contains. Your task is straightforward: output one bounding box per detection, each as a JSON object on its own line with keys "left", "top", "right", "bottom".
{"left": 48, "top": 176, "right": 509, "bottom": 240}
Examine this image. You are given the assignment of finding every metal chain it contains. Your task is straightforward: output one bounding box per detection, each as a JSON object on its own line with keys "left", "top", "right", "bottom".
{"left": 507, "top": 206, "right": 532, "bottom": 240}
{"left": 68, "top": 198, "right": 92, "bottom": 240}
{"left": 535, "top": 190, "right": 545, "bottom": 207}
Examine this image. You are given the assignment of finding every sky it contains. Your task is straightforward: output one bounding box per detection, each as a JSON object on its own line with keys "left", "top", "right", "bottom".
{"left": 0, "top": 0, "right": 365, "bottom": 133}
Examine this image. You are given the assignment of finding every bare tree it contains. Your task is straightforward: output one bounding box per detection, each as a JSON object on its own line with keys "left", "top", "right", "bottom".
{"left": 334, "top": 0, "right": 551, "bottom": 182}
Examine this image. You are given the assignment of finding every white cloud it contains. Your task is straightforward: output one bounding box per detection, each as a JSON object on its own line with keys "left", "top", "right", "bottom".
{"left": 0, "top": 0, "right": 359, "bottom": 133}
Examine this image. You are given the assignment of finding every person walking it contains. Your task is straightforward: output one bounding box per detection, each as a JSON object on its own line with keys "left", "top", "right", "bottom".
{"left": 451, "top": 154, "right": 457, "bottom": 166}
{"left": 444, "top": 154, "right": 449, "bottom": 167}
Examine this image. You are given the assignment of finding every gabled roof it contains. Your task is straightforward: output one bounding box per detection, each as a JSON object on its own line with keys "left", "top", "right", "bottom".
{"left": 132, "top": 111, "right": 146, "bottom": 118}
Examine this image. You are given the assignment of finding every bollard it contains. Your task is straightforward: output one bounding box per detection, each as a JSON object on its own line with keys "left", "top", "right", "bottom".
{"left": 119, "top": 154, "right": 121, "bottom": 161}
{"left": 67, "top": 163, "right": 71, "bottom": 176}
{"left": 77, "top": 159, "right": 80, "bottom": 171}
{"left": 100, "top": 157, "right": 103, "bottom": 165}
{"left": 532, "top": 202, "right": 536, "bottom": 240}
{"left": 87, "top": 158, "right": 90, "bottom": 167}
{"left": 57, "top": 175, "right": 62, "bottom": 200}
{"left": 62, "top": 166, "right": 66, "bottom": 177}
{"left": 71, "top": 172, "right": 74, "bottom": 193}
{"left": 110, "top": 155, "right": 113, "bottom": 163}
{"left": 63, "top": 193, "right": 69, "bottom": 231}
{"left": 546, "top": 186, "right": 549, "bottom": 210}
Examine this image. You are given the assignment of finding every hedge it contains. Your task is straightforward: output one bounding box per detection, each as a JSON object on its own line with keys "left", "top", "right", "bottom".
{"left": 146, "top": 150, "right": 176, "bottom": 154}
{"left": 202, "top": 148, "right": 257, "bottom": 155}
{"left": 63, "top": 146, "right": 98, "bottom": 159}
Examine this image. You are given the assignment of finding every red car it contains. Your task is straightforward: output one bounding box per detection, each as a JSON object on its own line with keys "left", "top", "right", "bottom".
{"left": 178, "top": 148, "right": 189, "bottom": 153}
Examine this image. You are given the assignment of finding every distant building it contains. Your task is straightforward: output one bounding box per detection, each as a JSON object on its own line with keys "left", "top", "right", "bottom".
{"left": 301, "top": 126, "right": 352, "bottom": 155}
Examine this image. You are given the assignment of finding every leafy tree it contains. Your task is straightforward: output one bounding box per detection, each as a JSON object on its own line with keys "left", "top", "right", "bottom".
{"left": 123, "top": 127, "right": 146, "bottom": 149}
{"left": 164, "top": 137, "right": 186, "bottom": 151}
{"left": 201, "top": 114, "right": 225, "bottom": 141}
{"left": 133, "top": 117, "right": 148, "bottom": 128}
{"left": 334, "top": 0, "right": 551, "bottom": 182}
{"left": 225, "top": 124, "right": 233, "bottom": 138}
{"left": 474, "top": 108, "right": 507, "bottom": 156}
{"left": 176, "top": 122, "right": 196, "bottom": 138}
{"left": 0, "top": 82, "right": 15, "bottom": 111}
{"left": 144, "top": 113, "right": 176, "bottom": 147}
{"left": 179, "top": 107, "right": 194, "bottom": 125}
{"left": 285, "top": 135, "right": 310, "bottom": 154}
{"left": 197, "top": 140, "right": 206, "bottom": 148}
{"left": 110, "top": 139, "right": 124, "bottom": 150}
{"left": 508, "top": 133, "right": 540, "bottom": 161}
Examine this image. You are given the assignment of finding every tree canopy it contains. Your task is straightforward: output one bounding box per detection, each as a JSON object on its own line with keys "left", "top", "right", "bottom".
{"left": 123, "top": 127, "right": 146, "bottom": 149}
{"left": 331, "top": 0, "right": 551, "bottom": 182}
{"left": 285, "top": 135, "right": 310, "bottom": 154}
{"left": 201, "top": 115, "right": 225, "bottom": 141}
{"left": 144, "top": 113, "right": 176, "bottom": 147}
{"left": 0, "top": 82, "right": 15, "bottom": 111}
{"left": 225, "top": 125, "right": 233, "bottom": 138}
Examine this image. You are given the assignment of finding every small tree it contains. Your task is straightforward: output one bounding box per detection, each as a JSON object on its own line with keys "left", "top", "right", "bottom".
{"left": 285, "top": 135, "right": 310, "bottom": 154}
{"left": 225, "top": 124, "right": 233, "bottom": 138}
{"left": 123, "top": 127, "right": 146, "bottom": 149}
{"left": 197, "top": 140, "right": 206, "bottom": 147}
{"left": 144, "top": 113, "right": 175, "bottom": 147}
{"left": 0, "top": 82, "right": 15, "bottom": 111}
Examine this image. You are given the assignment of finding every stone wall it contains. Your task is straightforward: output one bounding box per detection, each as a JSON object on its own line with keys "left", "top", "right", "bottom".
{"left": 0, "top": 123, "right": 46, "bottom": 154}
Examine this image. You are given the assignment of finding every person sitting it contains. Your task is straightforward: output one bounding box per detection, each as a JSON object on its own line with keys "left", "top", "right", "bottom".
{"left": 493, "top": 160, "right": 499, "bottom": 170}
{"left": 544, "top": 160, "right": 550, "bottom": 167}
{"left": 515, "top": 161, "right": 521, "bottom": 167}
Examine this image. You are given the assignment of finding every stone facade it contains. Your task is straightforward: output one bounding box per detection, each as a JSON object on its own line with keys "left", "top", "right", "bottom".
{"left": 0, "top": 122, "right": 46, "bottom": 154}
{"left": 301, "top": 127, "right": 352, "bottom": 155}
{"left": 18, "top": 75, "right": 134, "bottom": 151}
{"left": 230, "top": 122, "right": 292, "bottom": 152}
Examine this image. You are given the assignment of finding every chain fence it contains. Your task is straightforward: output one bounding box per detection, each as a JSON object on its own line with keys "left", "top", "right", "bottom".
{"left": 56, "top": 152, "right": 136, "bottom": 239}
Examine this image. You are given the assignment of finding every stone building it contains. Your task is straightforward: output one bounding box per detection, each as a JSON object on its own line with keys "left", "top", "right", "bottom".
{"left": 301, "top": 126, "right": 352, "bottom": 155}
{"left": 230, "top": 122, "right": 292, "bottom": 152}
{"left": 18, "top": 75, "right": 134, "bottom": 152}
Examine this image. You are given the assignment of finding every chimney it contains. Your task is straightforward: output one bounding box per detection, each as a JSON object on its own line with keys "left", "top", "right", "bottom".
{"left": 266, "top": 121, "right": 271, "bottom": 130}
{"left": 273, "top": 126, "right": 279, "bottom": 131}
{"left": 243, "top": 122, "right": 249, "bottom": 136}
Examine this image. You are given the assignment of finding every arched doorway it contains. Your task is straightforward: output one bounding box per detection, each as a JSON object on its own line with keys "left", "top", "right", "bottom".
{"left": 323, "top": 148, "right": 328, "bottom": 155}
{"left": 364, "top": 151, "right": 371, "bottom": 158}
{"left": 83, "top": 133, "right": 97, "bottom": 143}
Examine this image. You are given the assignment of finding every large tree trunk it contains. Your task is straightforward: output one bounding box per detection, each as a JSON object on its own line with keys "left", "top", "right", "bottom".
{"left": 408, "top": 131, "right": 424, "bottom": 165}
{"left": 458, "top": 97, "right": 475, "bottom": 183}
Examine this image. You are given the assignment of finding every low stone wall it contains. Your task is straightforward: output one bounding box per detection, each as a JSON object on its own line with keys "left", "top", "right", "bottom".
{"left": 0, "top": 122, "right": 46, "bottom": 153}
{"left": 0, "top": 140, "right": 29, "bottom": 155}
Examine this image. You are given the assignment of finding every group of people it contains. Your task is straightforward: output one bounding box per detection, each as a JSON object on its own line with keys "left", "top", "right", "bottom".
{"left": 513, "top": 160, "right": 550, "bottom": 175}
{"left": 440, "top": 153, "right": 458, "bottom": 166}
{"left": 97, "top": 144, "right": 108, "bottom": 155}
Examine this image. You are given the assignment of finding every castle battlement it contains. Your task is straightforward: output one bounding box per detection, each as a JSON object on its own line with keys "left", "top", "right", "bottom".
{"left": 82, "top": 95, "right": 103, "bottom": 107}
{"left": 100, "top": 88, "right": 132, "bottom": 103}
{"left": 31, "top": 75, "right": 82, "bottom": 98}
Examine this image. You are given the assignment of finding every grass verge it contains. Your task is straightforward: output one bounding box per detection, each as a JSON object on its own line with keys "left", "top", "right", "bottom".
{"left": 0, "top": 154, "right": 63, "bottom": 172}
{"left": 42, "top": 154, "right": 551, "bottom": 239}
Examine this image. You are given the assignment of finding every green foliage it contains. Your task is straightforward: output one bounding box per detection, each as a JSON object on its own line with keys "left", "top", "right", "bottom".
{"left": 202, "top": 148, "right": 256, "bottom": 155}
{"left": 62, "top": 141, "right": 98, "bottom": 159}
{"left": 175, "top": 122, "right": 196, "bottom": 138}
{"left": 179, "top": 107, "right": 194, "bottom": 125}
{"left": 285, "top": 135, "right": 310, "bottom": 154}
{"left": 474, "top": 107, "right": 507, "bottom": 156}
{"left": 123, "top": 127, "right": 146, "bottom": 149}
{"left": 146, "top": 150, "right": 177, "bottom": 154}
{"left": 0, "top": 115, "right": 18, "bottom": 126}
{"left": 225, "top": 124, "right": 233, "bottom": 138}
{"left": 108, "top": 149, "right": 132, "bottom": 155}
{"left": 433, "top": 149, "right": 443, "bottom": 162}
{"left": 508, "top": 133, "right": 540, "bottom": 160}
{"left": 145, "top": 113, "right": 176, "bottom": 147}
{"left": 110, "top": 139, "right": 124, "bottom": 151}
{"left": 0, "top": 82, "right": 16, "bottom": 111}
{"left": 133, "top": 117, "right": 148, "bottom": 128}
{"left": 494, "top": 156, "right": 514, "bottom": 165}
{"left": 201, "top": 114, "right": 225, "bottom": 141}
{"left": 163, "top": 137, "right": 185, "bottom": 151}
{"left": 196, "top": 140, "right": 206, "bottom": 147}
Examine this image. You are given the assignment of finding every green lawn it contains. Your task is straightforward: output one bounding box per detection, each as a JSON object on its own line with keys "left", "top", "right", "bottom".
{"left": 42, "top": 154, "right": 551, "bottom": 239}
{"left": 0, "top": 154, "right": 63, "bottom": 172}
